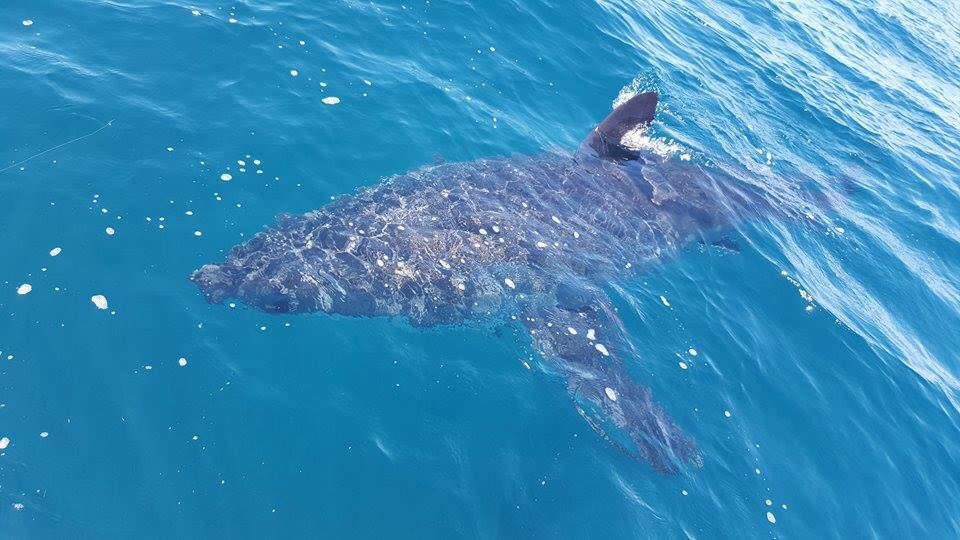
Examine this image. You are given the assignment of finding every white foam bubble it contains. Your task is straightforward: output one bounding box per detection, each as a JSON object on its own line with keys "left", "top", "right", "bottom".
{"left": 91, "top": 294, "right": 109, "bottom": 310}
{"left": 620, "top": 129, "right": 686, "bottom": 158}
{"left": 16, "top": 284, "right": 32, "bottom": 295}
{"left": 612, "top": 88, "right": 638, "bottom": 108}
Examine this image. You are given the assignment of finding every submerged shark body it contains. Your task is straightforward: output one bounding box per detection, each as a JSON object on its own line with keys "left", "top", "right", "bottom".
{"left": 193, "top": 92, "right": 751, "bottom": 473}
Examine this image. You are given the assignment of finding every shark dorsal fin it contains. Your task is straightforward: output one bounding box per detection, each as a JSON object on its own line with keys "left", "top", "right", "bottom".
{"left": 584, "top": 91, "right": 658, "bottom": 161}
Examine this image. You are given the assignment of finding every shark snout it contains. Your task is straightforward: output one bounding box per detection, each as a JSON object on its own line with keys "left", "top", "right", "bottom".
{"left": 190, "top": 263, "right": 243, "bottom": 304}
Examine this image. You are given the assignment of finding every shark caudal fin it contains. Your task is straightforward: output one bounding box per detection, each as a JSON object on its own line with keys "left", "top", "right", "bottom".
{"left": 584, "top": 91, "right": 659, "bottom": 162}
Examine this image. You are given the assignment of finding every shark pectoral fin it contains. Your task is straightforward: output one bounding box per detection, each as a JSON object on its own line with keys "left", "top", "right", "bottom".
{"left": 699, "top": 235, "right": 742, "bottom": 253}
{"left": 583, "top": 91, "right": 659, "bottom": 162}
{"left": 572, "top": 372, "right": 702, "bottom": 474}
{"left": 521, "top": 285, "right": 701, "bottom": 474}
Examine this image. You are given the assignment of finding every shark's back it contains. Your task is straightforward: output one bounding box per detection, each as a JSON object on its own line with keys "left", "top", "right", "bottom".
{"left": 210, "top": 150, "right": 714, "bottom": 325}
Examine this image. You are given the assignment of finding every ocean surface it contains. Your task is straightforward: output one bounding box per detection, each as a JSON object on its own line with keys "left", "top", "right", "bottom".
{"left": 2, "top": 0, "right": 959, "bottom": 537}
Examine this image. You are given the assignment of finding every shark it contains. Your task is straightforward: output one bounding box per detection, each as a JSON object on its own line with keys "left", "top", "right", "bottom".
{"left": 192, "top": 91, "right": 759, "bottom": 473}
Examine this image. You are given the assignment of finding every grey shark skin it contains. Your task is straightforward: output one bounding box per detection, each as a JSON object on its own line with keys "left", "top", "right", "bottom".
{"left": 193, "top": 92, "right": 748, "bottom": 474}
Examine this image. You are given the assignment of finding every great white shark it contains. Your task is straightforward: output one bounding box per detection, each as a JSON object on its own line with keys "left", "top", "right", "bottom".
{"left": 193, "top": 92, "right": 761, "bottom": 473}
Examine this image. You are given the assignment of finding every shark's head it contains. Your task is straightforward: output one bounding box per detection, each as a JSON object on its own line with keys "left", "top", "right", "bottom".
{"left": 191, "top": 258, "right": 338, "bottom": 314}
{"left": 192, "top": 261, "right": 341, "bottom": 314}
{"left": 191, "top": 263, "right": 243, "bottom": 305}
{"left": 190, "top": 219, "right": 387, "bottom": 316}
{"left": 192, "top": 214, "right": 352, "bottom": 314}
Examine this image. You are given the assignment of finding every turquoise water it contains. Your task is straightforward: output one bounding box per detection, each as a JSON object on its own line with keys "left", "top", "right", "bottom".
{"left": 2, "top": 0, "right": 960, "bottom": 537}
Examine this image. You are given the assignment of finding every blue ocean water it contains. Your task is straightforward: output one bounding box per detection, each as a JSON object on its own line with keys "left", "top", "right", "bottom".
{"left": 2, "top": 0, "right": 959, "bottom": 536}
